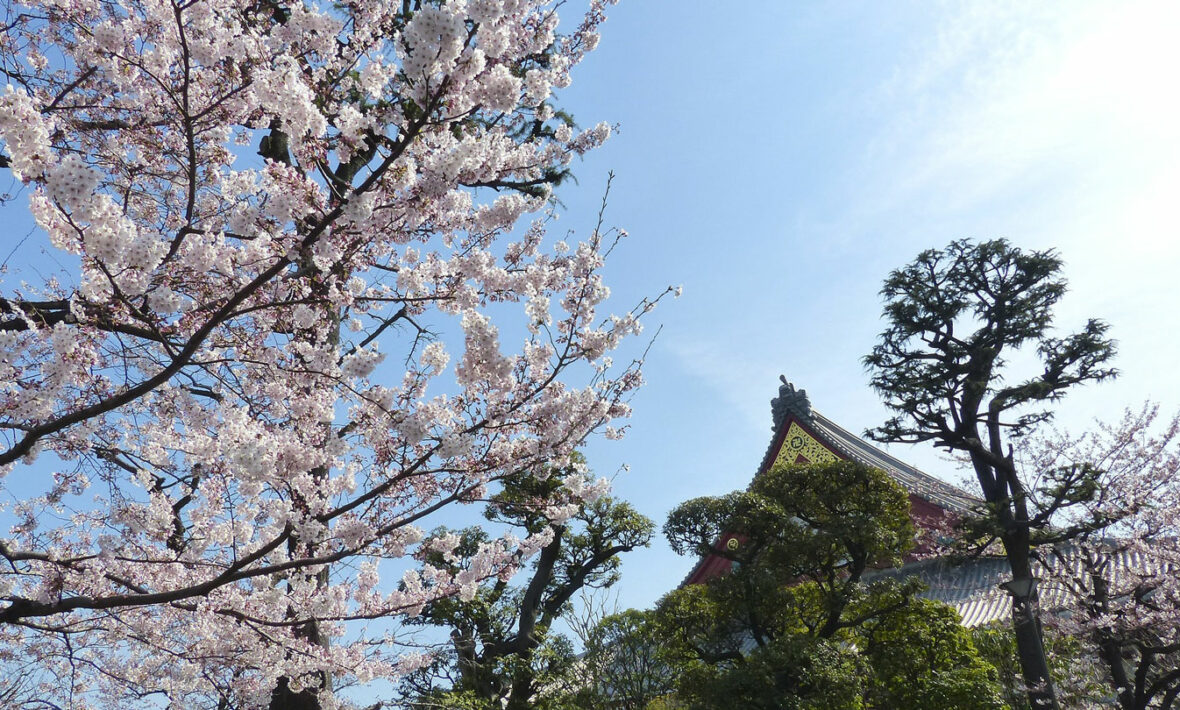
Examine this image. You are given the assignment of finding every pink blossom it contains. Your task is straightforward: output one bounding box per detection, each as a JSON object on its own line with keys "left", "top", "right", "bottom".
{"left": 0, "top": 0, "right": 663, "bottom": 706}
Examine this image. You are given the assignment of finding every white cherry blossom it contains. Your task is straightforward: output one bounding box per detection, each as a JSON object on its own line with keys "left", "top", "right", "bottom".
{"left": 0, "top": 1, "right": 670, "bottom": 708}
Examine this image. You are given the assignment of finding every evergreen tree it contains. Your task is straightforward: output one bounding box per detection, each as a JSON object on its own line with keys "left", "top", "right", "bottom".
{"left": 399, "top": 457, "right": 654, "bottom": 710}
{"left": 656, "top": 460, "right": 1004, "bottom": 709}
{"left": 864, "top": 239, "right": 1117, "bottom": 709}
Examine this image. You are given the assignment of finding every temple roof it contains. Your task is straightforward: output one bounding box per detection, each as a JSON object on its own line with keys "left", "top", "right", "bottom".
{"left": 870, "top": 543, "right": 1161, "bottom": 627}
{"left": 682, "top": 376, "right": 978, "bottom": 586}
{"left": 678, "top": 377, "right": 1155, "bottom": 631}
{"left": 760, "top": 377, "right": 978, "bottom": 513}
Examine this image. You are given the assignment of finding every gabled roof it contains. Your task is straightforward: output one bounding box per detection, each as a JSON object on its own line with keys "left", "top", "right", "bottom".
{"left": 678, "top": 378, "right": 1160, "bottom": 632}
{"left": 682, "top": 376, "right": 978, "bottom": 586}
{"left": 808, "top": 411, "right": 977, "bottom": 513}
{"left": 761, "top": 377, "right": 977, "bottom": 513}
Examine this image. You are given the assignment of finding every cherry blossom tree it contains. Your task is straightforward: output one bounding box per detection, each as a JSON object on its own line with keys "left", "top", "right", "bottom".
{"left": 1029, "top": 406, "right": 1180, "bottom": 710}
{"left": 0, "top": 1, "right": 665, "bottom": 707}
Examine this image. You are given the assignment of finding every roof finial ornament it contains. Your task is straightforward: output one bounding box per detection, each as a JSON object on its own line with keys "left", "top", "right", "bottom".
{"left": 771, "top": 376, "right": 813, "bottom": 431}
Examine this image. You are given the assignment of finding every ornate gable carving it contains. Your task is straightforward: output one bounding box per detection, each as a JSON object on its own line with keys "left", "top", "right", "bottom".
{"left": 773, "top": 420, "right": 839, "bottom": 467}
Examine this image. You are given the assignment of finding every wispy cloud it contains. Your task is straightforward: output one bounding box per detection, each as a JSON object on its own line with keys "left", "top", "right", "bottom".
{"left": 834, "top": 0, "right": 1180, "bottom": 421}
{"left": 857, "top": 0, "right": 1180, "bottom": 238}
{"left": 661, "top": 335, "right": 782, "bottom": 432}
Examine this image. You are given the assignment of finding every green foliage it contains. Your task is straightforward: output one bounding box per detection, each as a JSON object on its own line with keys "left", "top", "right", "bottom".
{"left": 861, "top": 600, "right": 1006, "bottom": 709}
{"left": 865, "top": 239, "right": 1116, "bottom": 449}
{"left": 674, "top": 636, "right": 867, "bottom": 710}
{"left": 864, "top": 238, "right": 1120, "bottom": 709}
{"left": 398, "top": 455, "right": 654, "bottom": 710}
{"left": 862, "top": 238, "right": 1118, "bottom": 541}
{"left": 575, "top": 609, "right": 680, "bottom": 710}
{"left": 665, "top": 461, "right": 915, "bottom": 586}
{"left": 971, "top": 623, "right": 1108, "bottom": 710}
{"left": 972, "top": 624, "right": 1035, "bottom": 710}
{"left": 655, "top": 461, "right": 1005, "bottom": 709}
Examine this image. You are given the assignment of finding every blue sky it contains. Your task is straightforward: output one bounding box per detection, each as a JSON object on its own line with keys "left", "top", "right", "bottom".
{"left": 551, "top": 0, "right": 1180, "bottom": 613}
{"left": 1, "top": 0, "right": 1178, "bottom": 639}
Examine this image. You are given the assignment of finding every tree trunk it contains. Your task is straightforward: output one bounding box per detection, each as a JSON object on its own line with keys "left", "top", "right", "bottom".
{"left": 1098, "top": 637, "right": 1134, "bottom": 710}
{"left": 269, "top": 564, "right": 332, "bottom": 710}
{"left": 270, "top": 672, "right": 325, "bottom": 710}
{"left": 1002, "top": 537, "right": 1060, "bottom": 710}
{"left": 505, "top": 671, "right": 537, "bottom": 710}
{"left": 270, "top": 297, "right": 340, "bottom": 710}
{"left": 974, "top": 434, "right": 1061, "bottom": 710}
{"left": 1090, "top": 571, "right": 1135, "bottom": 709}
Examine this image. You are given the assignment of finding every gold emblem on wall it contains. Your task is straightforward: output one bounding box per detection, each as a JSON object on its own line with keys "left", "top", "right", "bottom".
{"left": 774, "top": 421, "right": 839, "bottom": 467}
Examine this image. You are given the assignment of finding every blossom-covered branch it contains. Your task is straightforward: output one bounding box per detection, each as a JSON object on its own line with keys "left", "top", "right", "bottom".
{"left": 0, "top": 1, "right": 664, "bottom": 707}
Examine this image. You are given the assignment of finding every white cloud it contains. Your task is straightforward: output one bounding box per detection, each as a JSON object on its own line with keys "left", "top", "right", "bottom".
{"left": 804, "top": 0, "right": 1180, "bottom": 431}
{"left": 861, "top": 0, "right": 1180, "bottom": 234}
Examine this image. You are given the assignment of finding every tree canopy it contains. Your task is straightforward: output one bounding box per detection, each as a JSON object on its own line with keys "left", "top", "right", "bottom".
{"left": 0, "top": 0, "right": 666, "bottom": 707}
{"left": 398, "top": 458, "right": 654, "bottom": 710}
{"left": 1025, "top": 408, "right": 1180, "bottom": 710}
{"left": 865, "top": 238, "right": 1118, "bottom": 710}
{"left": 655, "top": 460, "right": 1004, "bottom": 710}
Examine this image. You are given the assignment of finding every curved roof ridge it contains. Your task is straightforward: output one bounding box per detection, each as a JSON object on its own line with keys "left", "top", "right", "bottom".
{"left": 869, "top": 540, "right": 1163, "bottom": 627}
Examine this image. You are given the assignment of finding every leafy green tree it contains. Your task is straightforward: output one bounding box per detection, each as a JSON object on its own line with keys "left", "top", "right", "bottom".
{"left": 577, "top": 609, "right": 679, "bottom": 710}
{"left": 670, "top": 631, "right": 866, "bottom": 710}
{"left": 656, "top": 460, "right": 1003, "bottom": 709}
{"left": 397, "top": 457, "right": 654, "bottom": 710}
{"left": 864, "top": 239, "right": 1118, "bottom": 709}
{"left": 861, "top": 600, "right": 1004, "bottom": 709}
{"left": 972, "top": 623, "right": 1109, "bottom": 710}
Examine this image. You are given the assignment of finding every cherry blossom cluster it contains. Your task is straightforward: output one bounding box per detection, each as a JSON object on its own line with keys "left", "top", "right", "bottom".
{"left": 1023, "top": 406, "right": 1180, "bottom": 707}
{"left": 0, "top": 0, "right": 671, "bottom": 707}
